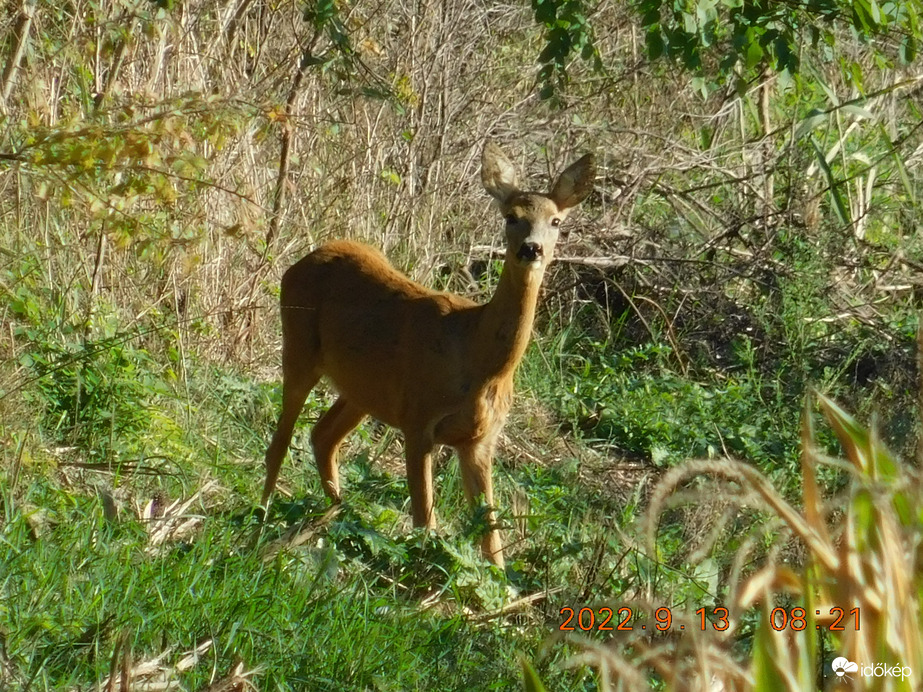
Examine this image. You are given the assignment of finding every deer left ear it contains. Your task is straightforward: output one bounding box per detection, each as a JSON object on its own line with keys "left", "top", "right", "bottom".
{"left": 550, "top": 153, "right": 595, "bottom": 210}
{"left": 482, "top": 141, "right": 521, "bottom": 204}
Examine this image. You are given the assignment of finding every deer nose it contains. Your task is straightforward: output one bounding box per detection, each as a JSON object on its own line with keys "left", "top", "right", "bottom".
{"left": 516, "top": 242, "right": 543, "bottom": 262}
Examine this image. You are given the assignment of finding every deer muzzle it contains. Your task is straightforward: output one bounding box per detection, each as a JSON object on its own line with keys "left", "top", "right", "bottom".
{"left": 516, "top": 242, "right": 543, "bottom": 263}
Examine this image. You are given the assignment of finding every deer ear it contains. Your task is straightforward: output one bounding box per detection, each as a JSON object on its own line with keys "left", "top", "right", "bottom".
{"left": 481, "top": 141, "right": 520, "bottom": 203}
{"left": 550, "top": 153, "right": 595, "bottom": 210}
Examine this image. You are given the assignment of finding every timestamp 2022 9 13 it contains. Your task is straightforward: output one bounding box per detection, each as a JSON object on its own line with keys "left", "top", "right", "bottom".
{"left": 558, "top": 606, "right": 860, "bottom": 633}
{"left": 558, "top": 606, "right": 729, "bottom": 633}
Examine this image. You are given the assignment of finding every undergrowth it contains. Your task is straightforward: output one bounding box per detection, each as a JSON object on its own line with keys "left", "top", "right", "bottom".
{"left": 3, "top": 0, "right": 923, "bottom": 687}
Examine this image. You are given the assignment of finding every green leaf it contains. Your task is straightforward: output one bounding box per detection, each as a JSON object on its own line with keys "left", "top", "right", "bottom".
{"left": 534, "top": 0, "right": 557, "bottom": 25}
{"left": 641, "top": 8, "right": 661, "bottom": 25}
{"left": 869, "top": 0, "right": 881, "bottom": 24}
{"left": 691, "top": 76, "right": 709, "bottom": 99}
{"left": 745, "top": 39, "right": 763, "bottom": 68}
{"left": 849, "top": 62, "right": 866, "bottom": 92}
{"left": 853, "top": 0, "right": 874, "bottom": 32}
{"left": 646, "top": 27, "right": 665, "bottom": 60}
{"left": 810, "top": 136, "right": 851, "bottom": 228}
{"left": 773, "top": 35, "right": 796, "bottom": 72}
{"left": 900, "top": 35, "right": 917, "bottom": 63}
{"left": 379, "top": 168, "right": 401, "bottom": 186}
{"left": 794, "top": 108, "right": 827, "bottom": 139}
{"left": 538, "top": 43, "right": 558, "bottom": 63}
{"left": 841, "top": 104, "right": 875, "bottom": 120}
{"left": 696, "top": 2, "right": 718, "bottom": 28}
{"left": 521, "top": 657, "right": 548, "bottom": 692}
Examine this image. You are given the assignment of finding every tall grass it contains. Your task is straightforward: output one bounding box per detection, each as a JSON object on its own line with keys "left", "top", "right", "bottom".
{"left": 546, "top": 394, "right": 923, "bottom": 691}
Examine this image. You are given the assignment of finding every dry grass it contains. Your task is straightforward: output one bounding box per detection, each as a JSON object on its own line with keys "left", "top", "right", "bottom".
{"left": 3, "top": 0, "right": 916, "bottom": 381}
{"left": 95, "top": 638, "right": 259, "bottom": 692}
{"left": 557, "top": 393, "right": 923, "bottom": 691}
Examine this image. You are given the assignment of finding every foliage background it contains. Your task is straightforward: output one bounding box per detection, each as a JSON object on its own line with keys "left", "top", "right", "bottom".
{"left": 1, "top": 0, "right": 922, "bottom": 689}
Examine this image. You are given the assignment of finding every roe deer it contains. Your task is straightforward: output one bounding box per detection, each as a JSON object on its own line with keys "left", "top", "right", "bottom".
{"left": 262, "top": 141, "right": 594, "bottom": 567}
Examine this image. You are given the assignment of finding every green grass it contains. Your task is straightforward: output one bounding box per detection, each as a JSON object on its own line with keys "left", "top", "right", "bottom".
{"left": 2, "top": 358, "right": 626, "bottom": 690}
{"left": 1, "top": 491, "right": 552, "bottom": 690}
{"left": 4, "top": 235, "right": 920, "bottom": 689}
{"left": 3, "top": 268, "right": 917, "bottom": 689}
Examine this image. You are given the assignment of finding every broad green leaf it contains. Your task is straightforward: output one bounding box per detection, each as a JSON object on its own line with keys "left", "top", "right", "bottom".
{"left": 646, "top": 27, "right": 665, "bottom": 59}
{"left": 534, "top": 0, "right": 556, "bottom": 24}
{"left": 869, "top": 0, "right": 882, "bottom": 25}
{"left": 818, "top": 394, "right": 873, "bottom": 472}
{"left": 900, "top": 35, "right": 917, "bottom": 63}
{"left": 853, "top": 0, "right": 874, "bottom": 32}
{"left": 641, "top": 8, "right": 660, "bottom": 25}
{"left": 691, "top": 76, "right": 708, "bottom": 99}
{"left": 745, "top": 38, "right": 763, "bottom": 68}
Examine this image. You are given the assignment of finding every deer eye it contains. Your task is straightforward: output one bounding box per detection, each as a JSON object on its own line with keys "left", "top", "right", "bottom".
{"left": 551, "top": 218, "right": 561, "bottom": 227}
{"left": 505, "top": 214, "right": 517, "bottom": 225}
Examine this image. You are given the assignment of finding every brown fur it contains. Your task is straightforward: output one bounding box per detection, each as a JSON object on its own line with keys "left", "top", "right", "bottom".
{"left": 262, "top": 142, "right": 594, "bottom": 566}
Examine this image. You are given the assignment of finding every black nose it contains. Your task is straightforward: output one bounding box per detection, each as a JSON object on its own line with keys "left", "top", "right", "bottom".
{"left": 516, "top": 242, "right": 543, "bottom": 262}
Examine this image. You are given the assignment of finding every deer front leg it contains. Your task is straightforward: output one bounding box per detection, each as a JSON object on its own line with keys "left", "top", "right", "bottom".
{"left": 455, "top": 439, "right": 504, "bottom": 568}
{"left": 404, "top": 432, "right": 436, "bottom": 529}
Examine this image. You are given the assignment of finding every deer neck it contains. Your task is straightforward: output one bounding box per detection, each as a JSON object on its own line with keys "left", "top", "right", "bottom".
{"left": 474, "top": 259, "right": 545, "bottom": 380}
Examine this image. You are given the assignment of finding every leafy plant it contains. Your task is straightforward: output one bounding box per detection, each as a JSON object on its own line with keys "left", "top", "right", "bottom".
{"left": 640, "top": 0, "right": 919, "bottom": 81}
{"left": 552, "top": 340, "right": 802, "bottom": 474}
{"left": 529, "top": 0, "right": 920, "bottom": 98}
{"left": 23, "top": 340, "right": 164, "bottom": 457}
{"left": 531, "top": 0, "right": 602, "bottom": 100}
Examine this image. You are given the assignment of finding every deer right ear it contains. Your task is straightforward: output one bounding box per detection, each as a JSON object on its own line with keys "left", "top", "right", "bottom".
{"left": 550, "top": 153, "right": 595, "bottom": 210}
{"left": 481, "top": 141, "right": 520, "bottom": 203}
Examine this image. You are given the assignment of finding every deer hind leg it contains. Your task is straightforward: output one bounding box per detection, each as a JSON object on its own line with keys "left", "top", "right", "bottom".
{"left": 455, "top": 439, "right": 504, "bottom": 568}
{"left": 311, "top": 397, "right": 365, "bottom": 502}
{"left": 262, "top": 369, "right": 321, "bottom": 507}
{"left": 404, "top": 432, "right": 437, "bottom": 529}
